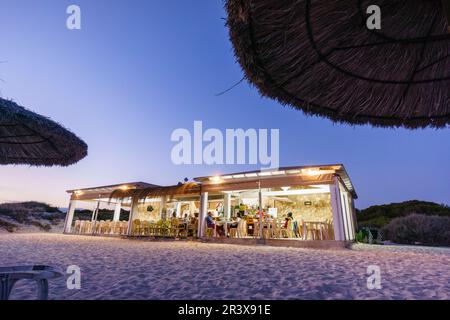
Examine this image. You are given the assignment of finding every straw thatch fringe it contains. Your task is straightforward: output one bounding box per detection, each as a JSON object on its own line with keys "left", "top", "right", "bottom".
{"left": 109, "top": 183, "right": 201, "bottom": 203}
{"left": 226, "top": 0, "right": 450, "bottom": 128}
{"left": 0, "top": 98, "right": 88, "bottom": 166}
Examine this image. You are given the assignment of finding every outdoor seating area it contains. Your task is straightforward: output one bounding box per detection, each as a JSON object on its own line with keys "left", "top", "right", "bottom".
{"left": 204, "top": 216, "right": 334, "bottom": 240}
{"left": 64, "top": 164, "right": 358, "bottom": 243}
{"left": 73, "top": 220, "right": 128, "bottom": 235}
{"left": 130, "top": 218, "right": 197, "bottom": 238}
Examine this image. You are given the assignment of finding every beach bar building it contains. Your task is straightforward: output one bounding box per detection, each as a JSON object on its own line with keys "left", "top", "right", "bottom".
{"left": 64, "top": 164, "right": 357, "bottom": 243}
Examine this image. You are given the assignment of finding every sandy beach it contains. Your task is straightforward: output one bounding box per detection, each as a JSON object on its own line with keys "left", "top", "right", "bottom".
{"left": 1, "top": 233, "right": 449, "bottom": 300}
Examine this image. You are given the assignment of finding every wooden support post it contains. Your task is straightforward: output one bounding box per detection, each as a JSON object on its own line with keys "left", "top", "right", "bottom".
{"left": 113, "top": 201, "right": 122, "bottom": 222}
{"left": 63, "top": 200, "right": 77, "bottom": 234}
{"left": 127, "top": 197, "right": 139, "bottom": 236}
{"left": 198, "top": 192, "right": 208, "bottom": 238}
{"left": 330, "top": 177, "right": 345, "bottom": 241}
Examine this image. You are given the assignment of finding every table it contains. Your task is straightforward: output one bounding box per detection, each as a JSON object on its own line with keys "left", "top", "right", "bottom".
{"left": 0, "top": 265, "right": 63, "bottom": 300}
{"left": 214, "top": 221, "right": 234, "bottom": 237}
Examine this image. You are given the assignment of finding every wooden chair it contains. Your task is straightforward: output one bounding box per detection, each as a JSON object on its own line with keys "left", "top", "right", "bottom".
{"left": 120, "top": 221, "right": 128, "bottom": 235}
{"left": 305, "top": 222, "right": 319, "bottom": 240}
{"left": 73, "top": 220, "right": 81, "bottom": 234}
{"left": 80, "top": 221, "right": 89, "bottom": 234}
{"left": 169, "top": 218, "right": 179, "bottom": 238}
{"left": 100, "top": 220, "right": 108, "bottom": 234}
{"left": 253, "top": 221, "right": 261, "bottom": 239}
{"left": 326, "top": 220, "right": 335, "bottom": 240}
{"left": 104, "top": 220, "right": 112, "bottom": 234}
{"left": 155, "top": 219, "right": 168, "bottom": 237}
{"left": 237, "top": 218, "right": 247, "bottom": 238}
{"left": 270, "top": 220, "right": 282, "bottom": 239}
{"left": 141, "top": 221, "right": 151, "bottom": 236}
{"left": 229, "top": 222, "right": 238, "bottom": 238}
{"left": 132, "top": 219, "right": 141, "bottom": 236}
{"left": 204, "top": 223, "right": 214, "bottom": 238}
{"left": 188, "top": 223, "right": 198, "bottom": 238}
{"left": 93, "top": 220, "right": 103, "bottom": 234}
{"left": 262, "top": 222, "right": 272, "bottom": 239}
{"left": 111, "top": 221, "right": 121, "bottom": 235}
{"left": 86, "top": 221, "right": 93, "bottom": 234}
{"left": 149, "top": 221, "right": 156, "bottom": 236}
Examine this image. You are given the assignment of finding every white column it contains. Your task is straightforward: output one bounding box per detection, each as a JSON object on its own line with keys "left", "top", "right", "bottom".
{"left": 176, "top": 202, "right": 182, "bottom": 218}
{"left": 258, "top": 184, "right": 263, "bottom": 240}
{"left": 350, "top": 197, "right": 358, "bottom": 232}
{"left": 113, "top": 202, "right": 122, "bottom": 222}
{"left": 339, "top": 188, "right": 350, "bottom": 240}
{"left": 224, "top": 193, "right": 231, "bottom": 220}
{"left": 63, "top": 200, "right": 77, "bottom": 234}
{"left": 330, "top": 178, "right": 345, "bottom": 241}
{"left": 91, "top": 200, "right": 100, "bottom": 235}
{"left": 91, "top": 201, "right": 98, "bottom": 223}
{"left": 342, "top": 192, "right": 354, "bottom": 240}
{"left": 127, "top": 197, "right": 139, "bottom": 236}
{"left": 198, "top": 192, "right": 208, "bottom": 238}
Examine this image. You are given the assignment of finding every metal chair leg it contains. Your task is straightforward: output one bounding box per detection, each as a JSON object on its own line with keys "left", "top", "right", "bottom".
{"left": 1, "top": 277, "right": 19, "bottom": 300}
{"left": 36, "top": 279, "right": 49, "bottom": 300}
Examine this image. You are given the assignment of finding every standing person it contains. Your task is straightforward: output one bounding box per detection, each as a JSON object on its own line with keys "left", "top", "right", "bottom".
{"left": 283, "top": 212, "right": 293, "bottom": 228}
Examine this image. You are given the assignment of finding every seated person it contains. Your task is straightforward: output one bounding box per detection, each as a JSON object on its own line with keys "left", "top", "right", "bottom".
{"left": 206, "top": 211, "right": 215, "bottom": 228}
{"left": 170, "top": 212, "right": 180, "bottom": 226}
{"left": 205, "top": 211, "right": 224, "bottom": 236}
{"left": 229, "top": 216, "right": 240, "bottom": 229}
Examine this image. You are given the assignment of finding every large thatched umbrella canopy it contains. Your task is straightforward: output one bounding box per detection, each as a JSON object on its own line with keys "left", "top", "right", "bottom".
{"left": 0, "top": 98, "right": 88, "bottom": 166}
{"left": 226, "top": 0, "right": 450, "bottom": 128}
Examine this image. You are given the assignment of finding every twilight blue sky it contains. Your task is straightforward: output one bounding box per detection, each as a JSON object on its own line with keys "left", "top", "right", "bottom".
{"left": 0, "top": 0, "right": 449, "bottom": 208}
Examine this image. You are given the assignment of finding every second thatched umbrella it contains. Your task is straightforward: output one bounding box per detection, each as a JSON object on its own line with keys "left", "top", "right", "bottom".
{"left": 0, "top": 98, "right": 88, "bottom": 166}
{"left": 226, "top": 0, "right": 450, "bottom": 128}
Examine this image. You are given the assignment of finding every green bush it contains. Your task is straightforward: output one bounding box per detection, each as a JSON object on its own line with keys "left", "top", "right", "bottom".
{"left": 357, "top": 200, "right": 450, "bottom": 228}
{"left": 382, "top": 214, "right": 450, "bottom": 246}
{"left": 355, "top": 230, "right": 365, "bottom": 243}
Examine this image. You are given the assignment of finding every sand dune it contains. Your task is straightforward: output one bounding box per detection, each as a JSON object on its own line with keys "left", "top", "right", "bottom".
{"left": 1, "top": 233, "right": 449, "bottom": 300}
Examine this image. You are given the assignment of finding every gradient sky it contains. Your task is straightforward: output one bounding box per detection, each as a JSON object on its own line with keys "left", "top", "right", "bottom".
{"left": 0, "top": 0, "right": 449, "bottom": 209}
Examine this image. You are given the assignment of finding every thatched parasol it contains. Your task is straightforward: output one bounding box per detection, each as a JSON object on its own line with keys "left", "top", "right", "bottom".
{"left": 226, "top": 0, "right": 450, "bottom": 128}
{"left": 0, "top": 98, "right": 88, "bottom": 166}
